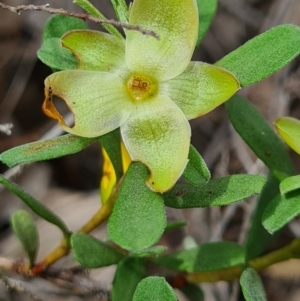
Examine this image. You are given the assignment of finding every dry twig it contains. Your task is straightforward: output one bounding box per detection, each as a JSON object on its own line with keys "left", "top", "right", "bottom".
{"left": 0, "top": 275, "right": 45, "bottom": 301}
{"left": 0, "top": 123, "right": 13, "bottom": 135}
{"left": 0, "top": 2, "right": 159, "bottom": 39}
{"left": 0, "top": 257, "right": 110, "bottom": 300}
{"left": 42, "top": 267, "right": 110, "bottom": 300}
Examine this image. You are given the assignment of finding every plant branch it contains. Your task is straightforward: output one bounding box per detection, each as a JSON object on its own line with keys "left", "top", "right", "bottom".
{"left": 32, "top": 188, "right": 117, "bottom": 274}
{"left": 185, "top": 238, "right": 300, "bottom": 283}
{"left": 0, "top": 274, "right": 45, "bottom": 301}
{"left": 0, "top": 2, "right": 159, "bottom": 39}
{"left": 41, "top": 266, "right": 110, "bottom": 298}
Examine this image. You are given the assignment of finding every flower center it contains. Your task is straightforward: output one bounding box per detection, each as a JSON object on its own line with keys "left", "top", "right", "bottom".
{"left": 126, "top": 75, "right": 157, "bottom": 101}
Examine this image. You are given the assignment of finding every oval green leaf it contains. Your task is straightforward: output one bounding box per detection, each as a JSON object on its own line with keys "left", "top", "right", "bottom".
{"left": 0, "top": 134, "right": 97, "bottom": 167}
{"left": 11, "top": 210, "right": 39, "bottom": 266}
{"left": 240, "top": 268, "right": 267, "bottom": 301}
{"left": 182, "top": 145, "right": 211, "bottom": 186}
{"left": 71, "top": 233, "right": 124, "bottom": 268}
{"left": 225, "top": 95, "right": 295, "bottom": 181}
{"left": 245, "top": 175, "right": 278, "bottom": 261}
{"left": 43, "top": 15, "right": 88, "bottom": 40}
{"left": 132, "top": 277, "right": 177, "bottom": 301}
{"left": 196, "top": 0, "right": 217, "bottom": 46}
{"left": 108, "top": 162, "right": 166, "bottom": 251}
{"left": 38, "top": 38, "right": 78, "bottom": 71}
{"left": 164, "top": 174, "right": 266, "bottom": 209}
{"left": 112, "top": 257, "right": 146, "bottom": 301}
{"left": 262, "top": 191, "right": 300, "bottom": 234}
{"left": 216, "top": 24, "right": 300, "bottom": 86}
{"left": 274, "top": 116, "right": 300, "bottom": 155}
{"left": 153, "top": 242, "right": 245, "bottom": 272}
{"left": 39, "top": 15, "right": 88, "bottom": 70}
{"left": 0, "top": 175, "right": 69, "bottom": 238}
{"left": 280, "top": 175, "right": 300, "bottom": 195}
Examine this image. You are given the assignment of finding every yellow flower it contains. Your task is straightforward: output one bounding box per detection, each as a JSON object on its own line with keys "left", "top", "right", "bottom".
{"left": 43, "top": 0, "right": 239, "bottom": 192}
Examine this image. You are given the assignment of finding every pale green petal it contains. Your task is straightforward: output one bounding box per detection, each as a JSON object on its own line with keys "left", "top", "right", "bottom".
{"left": 43, "top": 71, "right": 133, "bottom": 137}
{"left": 160, "top": 62, "right": 240, "bottom": 119}
{"left": 121, "top": 95, "right": 191, "bottom": 192}
{"left": 125, "top": 0, "right": 198, "bottom": 82}
{"left": 62, "top": 30, "right": 125, "bottom": 72}
{"left": 275, "top": 117, "right": 300, "bottom": 155}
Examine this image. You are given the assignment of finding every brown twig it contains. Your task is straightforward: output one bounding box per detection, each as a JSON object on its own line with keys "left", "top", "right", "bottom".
{"left": 0, "top": 257, "right": 109, "bottom": 299}
{"left": 0, "top": 275, "right": 45, "bottom": 301}
{"left": 0, "top": 2, "right": 159, "bottom": 39}
{"left": 41, "top": 267, "right": 110, "bottom": 299}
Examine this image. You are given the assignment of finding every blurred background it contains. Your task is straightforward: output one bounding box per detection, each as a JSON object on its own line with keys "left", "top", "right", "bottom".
{"left": 0, "top": 0, "right": 300, "bottom": 300}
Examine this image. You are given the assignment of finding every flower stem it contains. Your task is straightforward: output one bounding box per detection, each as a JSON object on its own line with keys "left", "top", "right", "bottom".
{"left": 32, "top": 191, "right": 117, "bottom": 274}
{"left": 31, "top": 237, "right": 70, "bottom": 274}
{"left": 79, "top": 192, "right": 115, "bottom": 233}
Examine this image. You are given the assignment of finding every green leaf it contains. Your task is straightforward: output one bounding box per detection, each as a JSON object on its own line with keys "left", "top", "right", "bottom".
{"left": 182, "top": 145, "right": 210, "bottom": 186}
{"left": 38, "top": 38, "right": 78, "bottom": 70}
{"left": 280, "top": 175, "right": 300, "bottom": 195}
{"left": 38, "top": 15, "right": 88, "bottom": 70}
{"left": 240, "top": 268, "right": 267, "bottom": 301}
{"left": 131, "top": 246, "right": 167, "bottom": 257}
{"left": 110, "top": 0, "right": 129, "bottom": 23}
{"left": 43, "top": 15, "right": 88, "bottom": 40}
{"left": 179, "top": 283, "right": 204, "bottom": 301}
{"left": 225, "top": 95, "right": 295, "bottom": 181}
{"left": 153, "top": 242, "right": 245, "bottom": 272}
{"left": 0, "top": 175, "right": 69, "bottom": 238}
{"left": 11, "top": 210, "right": 39, "bottom": 266}
{"left": 165, "top": 221, "right": 188, "bottom": 232}
{"left": 0, "top": 134, "right": 97, "bottom": 167}
{"left": 74, "top": 0, "right": 122, "bottom": 37}
{"left": 245, "top": 174, "right": 278, "bottom": 261}
{"left": 99, "top": 129, "right": 123, "bottom": 180}
{"left": 164, "top": 174, "right": 266, "bottom": 209}
{"left": 112, "top": 257, "right": 146, "bottom": 301}
{"left": 108, "top": 162, "right": 166, "bottom": 251}
{"left": 71, "top": 233, "right": 124, "bottom": 268}
{"left": 216, "top": 24, "right": 300, "bottom": 87}
{"left": 262, "top": 191, "right": 300, "bottom": 234}
{"left": 132, "top": 277, "right": 177, "bottom": 301}
{"left": 196, "top": 0, "right": 217, "bottom": 46}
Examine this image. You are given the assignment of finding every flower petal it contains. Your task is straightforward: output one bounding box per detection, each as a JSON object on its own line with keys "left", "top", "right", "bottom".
{"left": 125, "top": 0, "right": 198, "bottom": 82}
{"left": 43, "top": 70, "right": 133, "bottom": 137}
{"left": 120, "top": 95, "right": 191, "bottom": 192}
{"left": 100, "top": 142, "right": 131, "bottom": 204}
{"left": 100, "top": 146, "right": 117, "bottom": 204}
{"left": 160, "top": 62, "right": 240, "bottom": 120}
{"left": 274, "top": 117, "right": 300, "bottom": 155}
{"left": 62, "top": 30, "right": 125, "bottom": 72}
